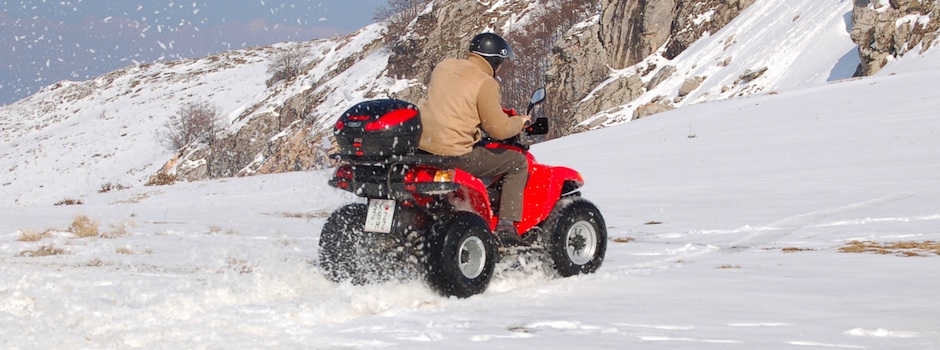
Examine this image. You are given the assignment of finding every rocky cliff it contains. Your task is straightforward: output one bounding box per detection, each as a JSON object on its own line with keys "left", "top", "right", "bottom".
{"left": 851, "top": 0, "right": 940, "bottom": 76}
{"left": 546, "top": 0, "right": 755, "bottom": 134}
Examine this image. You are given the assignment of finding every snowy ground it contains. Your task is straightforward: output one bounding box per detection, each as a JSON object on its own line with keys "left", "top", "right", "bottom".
{"left": 3, "top": 0, "right": 940, "bottom": 347}
{"left": 3, "top": 49, "right": 940, "bottom": 348}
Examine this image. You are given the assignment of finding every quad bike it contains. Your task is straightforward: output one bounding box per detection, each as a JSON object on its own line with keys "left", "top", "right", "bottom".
{"left": 319, "top": 88, "right": 606, "bottom": 298}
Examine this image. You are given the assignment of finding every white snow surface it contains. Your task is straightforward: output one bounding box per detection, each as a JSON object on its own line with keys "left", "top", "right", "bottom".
{"left": 2, "top": 1, "right": 940, "bottom": 349}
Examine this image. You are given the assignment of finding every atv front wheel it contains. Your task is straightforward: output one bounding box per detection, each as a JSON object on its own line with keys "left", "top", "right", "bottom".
{"left": 423, "top": 212, "right": 497, "bottom": 298}
{"left": 541, "top": 197, "right": 607, "bottom": 277}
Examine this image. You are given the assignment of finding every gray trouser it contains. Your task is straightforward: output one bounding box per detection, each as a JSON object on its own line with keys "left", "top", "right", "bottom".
{"left": 457, "top": 147, "right": 528, "bottom": 222}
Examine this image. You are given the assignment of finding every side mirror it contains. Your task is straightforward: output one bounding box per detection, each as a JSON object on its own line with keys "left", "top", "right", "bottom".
{"left": 526, "top": 87, "right": 546, "bottom": 115}
{"left": 524, "top": 117, "right": 549, "bottom": 135}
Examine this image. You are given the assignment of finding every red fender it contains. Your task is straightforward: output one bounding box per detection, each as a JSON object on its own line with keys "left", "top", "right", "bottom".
{"left": 479, "top": 142, "right": 585, "bottom": 235}
{"left": 449, "top": 168, "right": 493, "bottom": 220}
{"left": 517, "top": 163, "right": 583, "bottom": 234}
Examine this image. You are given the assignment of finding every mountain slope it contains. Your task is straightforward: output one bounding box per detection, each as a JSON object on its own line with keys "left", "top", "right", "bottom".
{"left": 1, "top": 0, "right": 937, "bottom": 210}
{"left": 0, "top": 24, "right": 391, "bottom": 206}
{"left": 1, "top": 40, "right": 938, "bottom": 348}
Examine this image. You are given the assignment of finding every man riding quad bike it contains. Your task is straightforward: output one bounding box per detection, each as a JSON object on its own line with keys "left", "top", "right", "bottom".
{"left": 320, "top": 88, "right": 607, "bottom": 298}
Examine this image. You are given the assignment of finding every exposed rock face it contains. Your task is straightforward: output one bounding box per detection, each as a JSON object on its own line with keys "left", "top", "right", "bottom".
{"left": 851, "top": 0, "right": 940, "bottom": 76}
{"left": 547, "top": 0, "right": 755, "bottom": 135}
{"left": 386, "top": 0, "right": 536, "bottom": 104}
{"left": 678, "top": 76, "right": 705, "bottom": 97}
{"left": 599, "top": 0, "right": 755, "bottom": 69}
{"left": 601, "top": 0, "right": 677, "bottom": 70}
{"left": 545, "top": 16, "right": 612, "bottom": 136}
{"left": 665, "top": 0, "right": 756, "bottom": 59}
{"left": 633, "top": 102, "right": 675, "bottom": 120}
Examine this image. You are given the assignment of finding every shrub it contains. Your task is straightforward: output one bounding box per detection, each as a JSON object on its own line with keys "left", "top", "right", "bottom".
{"left": 99, "top": 182, "right": 130, "bottom": 193}
{"left": 54, "top": 198, "right": 83, "bottom": 206}
{"left": 17, "top": 230, "right": 46, "bottom": 242}
{"left": 20, "top": 245, "right": 68, "bottom": 257}
{"left": 70, "top": 215, "right": 100, "bottom": 238}
{"left": 266, "top": 45, "right": 308, "bottom": 86}
{"left": 160, "top": 100, "right": 223, "bottom": 150}
{"left": 145, "top": 172, "right": 177, "bottom": 186}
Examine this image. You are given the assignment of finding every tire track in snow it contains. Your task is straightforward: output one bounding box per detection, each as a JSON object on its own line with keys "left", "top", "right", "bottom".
{"left": 724, "top": 192, "right": 919, "bottom": 251}
{"left": 605, "top": 192, "right": 921, "bottom": 274}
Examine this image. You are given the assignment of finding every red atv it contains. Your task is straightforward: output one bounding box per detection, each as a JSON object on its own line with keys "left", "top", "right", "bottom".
{"left": 320, "top": 88, "right": 606, "bottom": 298}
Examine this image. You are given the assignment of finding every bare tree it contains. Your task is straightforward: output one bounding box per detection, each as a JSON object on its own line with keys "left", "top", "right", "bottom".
{"left": 160, "top": 100, "right": 223, "bottom": 150}
{"left": 499, "top": 0, "right": 597, "bottom": 137}
{"left": 374, "top": 0, "right": 430, "bottom": 39}
{"left": 266, "top": 45, "right": 308, "bottom": 86}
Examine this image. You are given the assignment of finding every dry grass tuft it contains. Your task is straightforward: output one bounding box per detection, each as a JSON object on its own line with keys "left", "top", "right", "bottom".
{"left": 611, "top": 237, "right": 635, "bottom": 243}
{"left": 99, "top": 182, "right": 130, "bottom": 193}
{"left": 54, "top": 198, "right": 84, "bottom": 206}
{"left": 20, "top": 245, "right": 68, "bottom": 257}
{"left": 17, "top": 229, "right": 50, "bottom": 242}
{"left": 227, "top": 258, "right": 254, "bottom": 274}
{"left": 70, "top": 215, "right": 100, "bottom": 238}
{"left": 101, "top": 219, "right": 136, "bottom": 239}
{"left": 781, "top": 247, "right": 815, "bottom": 253}
{"left": 644, "top": 221, "right": 662, "bottom": 225}
{"left": 115, "top": 246, "right": 152, "bottom": 255}
{"left": 839, "top": 240, "right": 939, "bottom": 257}
{"left": 718, "top": 264, "right": 742, "bottom": 269}
{"left": 145, "top": 173, "right": 177, "bottom": 186}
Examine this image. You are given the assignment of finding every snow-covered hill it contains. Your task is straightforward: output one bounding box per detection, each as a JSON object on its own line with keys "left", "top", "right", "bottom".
{"left": 0, "top": 0, "right": 866, "bottom": 207}
{"left": 2, "top": 46, "right": 938, "bottom": 348}
{"left": 1, "top": 1, "right": 939, "bottom": 348}
{"left": 0, "top": 23, "right": 394, "bottom": 206}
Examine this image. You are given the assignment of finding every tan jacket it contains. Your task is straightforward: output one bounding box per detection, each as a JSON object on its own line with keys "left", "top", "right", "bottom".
{"left": 418, "top": 54, "right": 526, "bottom": 156}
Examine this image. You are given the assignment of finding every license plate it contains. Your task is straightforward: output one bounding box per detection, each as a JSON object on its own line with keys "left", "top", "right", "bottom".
{"left": 364, "top": 199, "right": 395, "bottom": 233}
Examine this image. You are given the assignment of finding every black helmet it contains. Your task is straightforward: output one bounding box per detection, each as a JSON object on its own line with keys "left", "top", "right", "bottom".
{"left": 469, "top": 32, "right": 514, "bottom": 74}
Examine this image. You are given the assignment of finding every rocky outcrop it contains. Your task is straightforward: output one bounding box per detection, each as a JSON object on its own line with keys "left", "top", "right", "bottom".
{"left": 633, "top": 101, "right": 675, "bottom": 120}
{"left": 665, "top": 0, "right": 756, "bottom": 59}
{"left": 386, "top": 0, "right": 537, "bottom": 104}
{"left": 601, "top": 0, "right": 677, "bottom": 69}
{"left": 851, "top": 0, "right": 940, "bottom": 76}
{"left": 547, "top": 0, "right": 755, "bottom": 135}
{"left": 545, "top": 16, "right": 612, "bottom": 136}
{"left": 599, "top": 0, "right": 755, "bottom": 68}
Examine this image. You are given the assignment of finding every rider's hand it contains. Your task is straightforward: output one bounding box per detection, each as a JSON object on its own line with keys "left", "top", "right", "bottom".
{"left": 520, "top": 114, "right": 532, "bottom": 126}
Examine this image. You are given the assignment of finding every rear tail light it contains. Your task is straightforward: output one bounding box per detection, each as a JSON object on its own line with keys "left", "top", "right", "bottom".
{"left": 433, "top": 169, "right": 455, "bottom": 182}
{"left": 365, "top": 109, "right": 418, "bottom": 131}
{"left": 334, "top": 165, "right": 354, "bottom": 180}
{"left": 332, "top": 165, "right": 354, "bottom": 190}
{"left": 405, "top": 166, "right": 454, "bottom": 183}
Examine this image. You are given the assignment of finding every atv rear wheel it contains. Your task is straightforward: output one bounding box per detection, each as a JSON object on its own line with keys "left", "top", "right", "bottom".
{"left": 423, "top": 212, "right": 497, "bottom": 298}
{"left": 541, "top": 197, "right": 607, "bottom": 277}
{"left": 318, "top": 203, "right": 370, "bottom": 284}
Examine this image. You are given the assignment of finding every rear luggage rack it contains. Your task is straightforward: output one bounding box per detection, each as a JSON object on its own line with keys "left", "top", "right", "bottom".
{"left": 330, "top": 153, "right": 459, "bottom": 165}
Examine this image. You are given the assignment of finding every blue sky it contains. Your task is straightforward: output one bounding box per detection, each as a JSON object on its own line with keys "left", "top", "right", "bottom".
{"left": 0, "top": 0, "right": 386, "bottom": 105}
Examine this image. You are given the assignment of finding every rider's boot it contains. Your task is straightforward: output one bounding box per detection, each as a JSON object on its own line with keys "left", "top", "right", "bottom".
{"left": 496, "top": 220, "right": 529, "bottom": 246}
